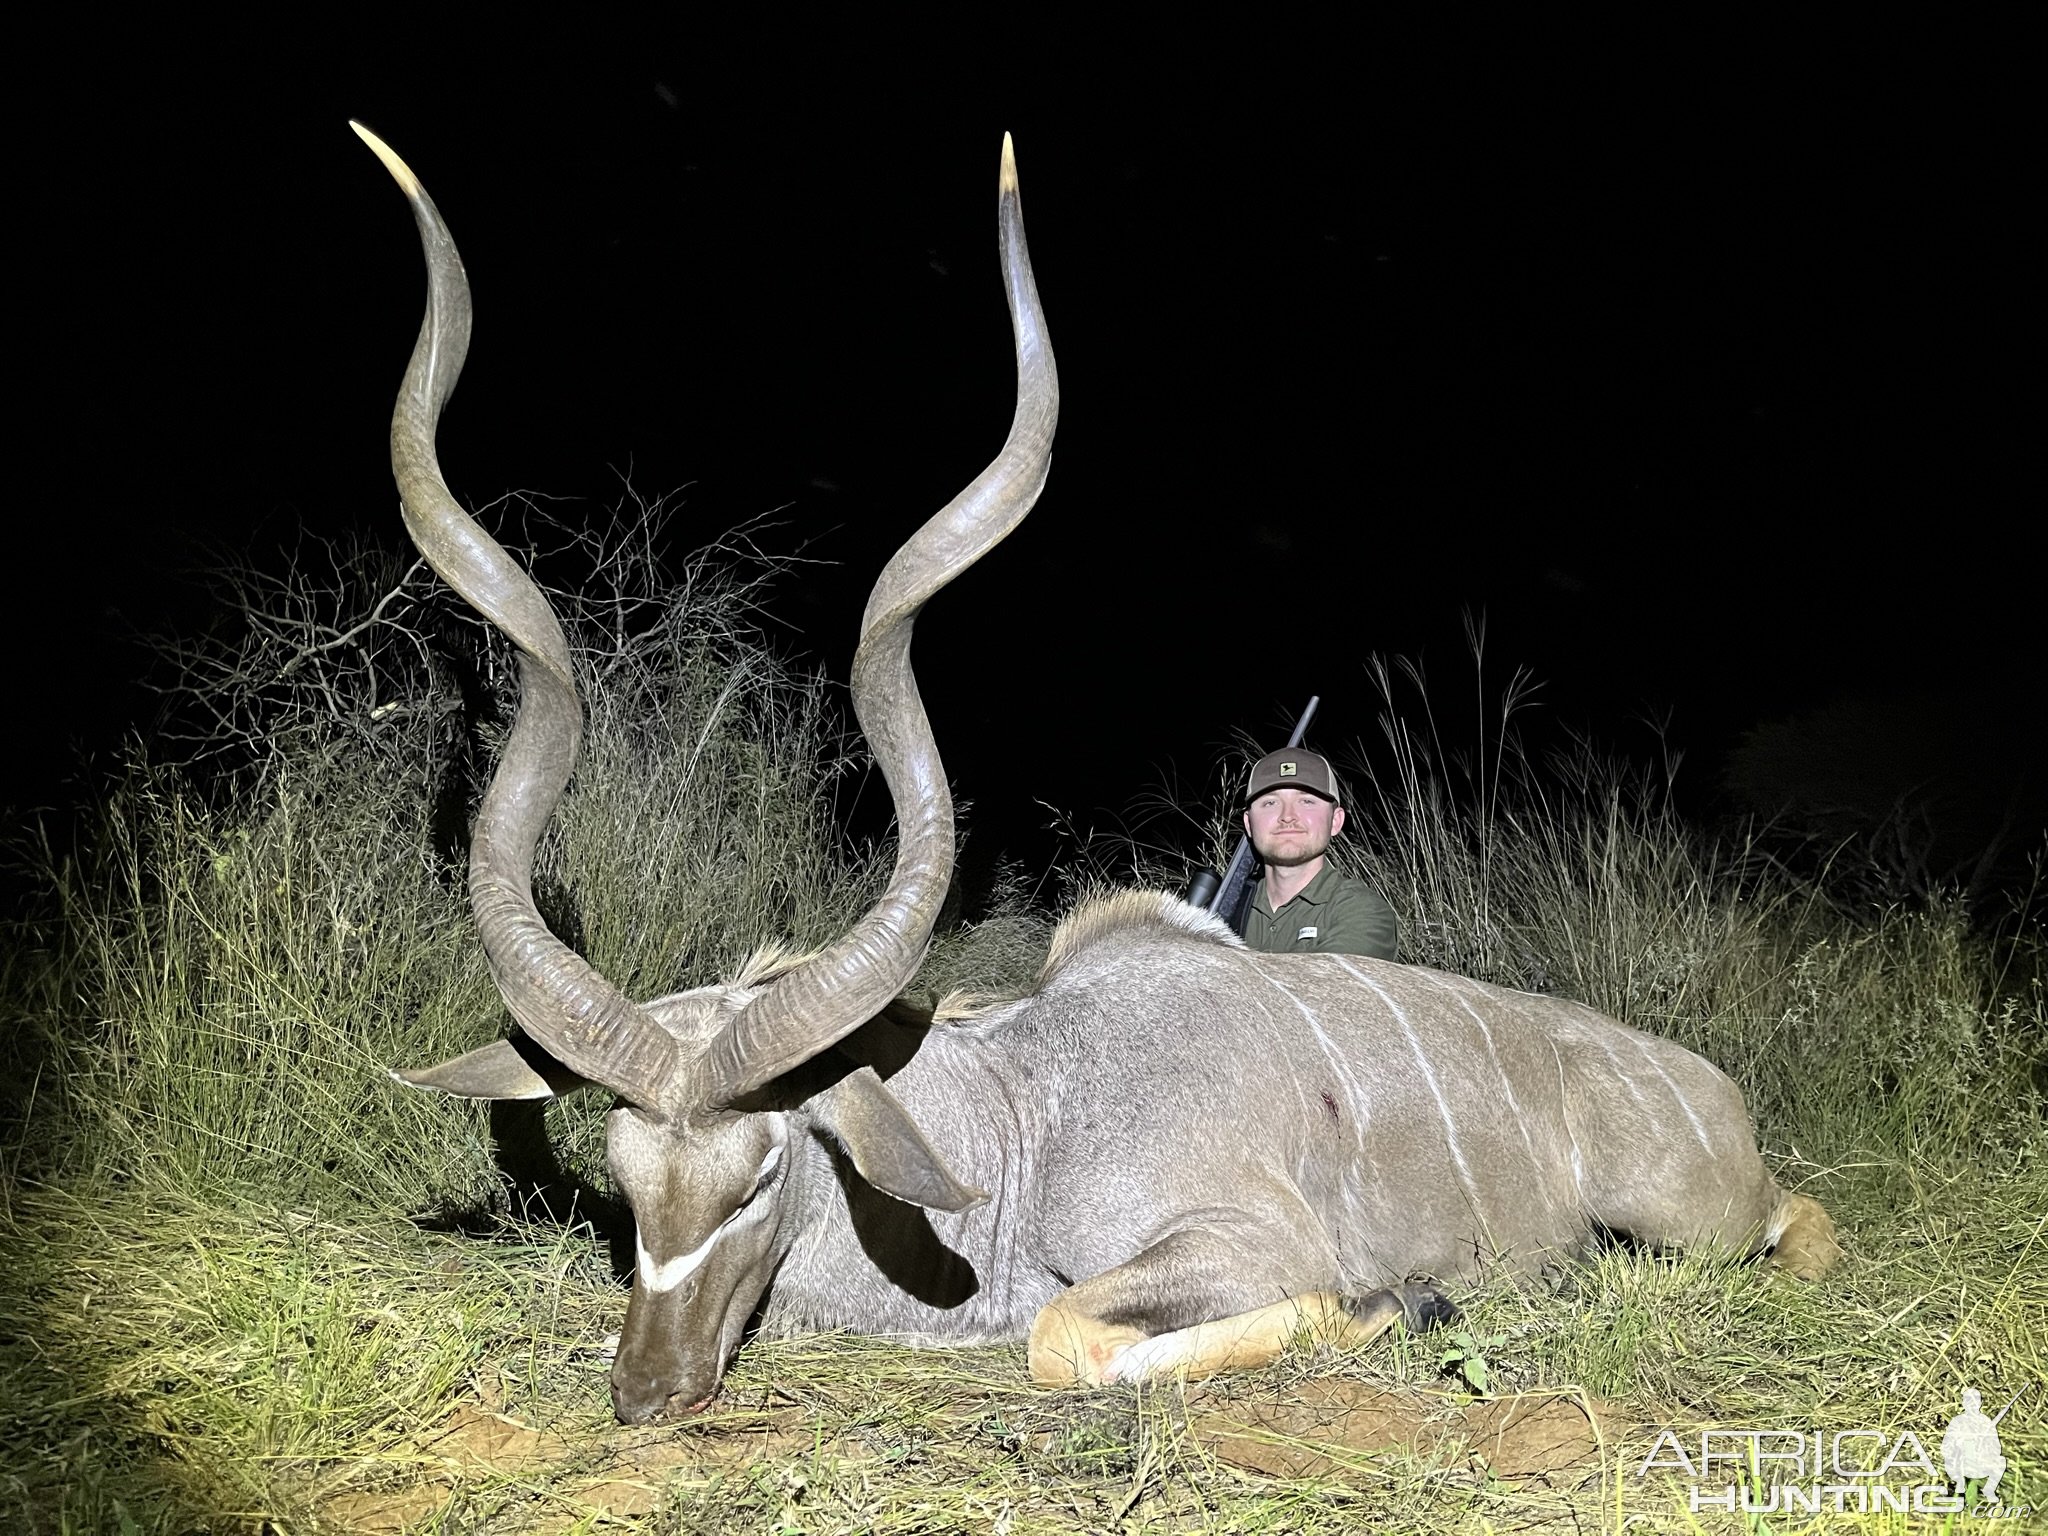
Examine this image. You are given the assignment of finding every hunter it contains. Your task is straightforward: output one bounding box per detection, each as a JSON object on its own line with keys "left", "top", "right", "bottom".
{"left": 1240, "top": 748, "right": 1398, "bottom": 959}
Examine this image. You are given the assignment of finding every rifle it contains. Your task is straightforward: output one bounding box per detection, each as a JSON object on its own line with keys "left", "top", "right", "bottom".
{"left": 1185, "top": 695, "right": 1319, "bottom": 935}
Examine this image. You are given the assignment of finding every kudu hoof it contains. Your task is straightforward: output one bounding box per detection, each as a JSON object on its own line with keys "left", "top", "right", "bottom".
{"left": 1339, "top": 1277, "right": 1460, "bottom": 1339}
{"left": 1769, "top": 1193, "right": 1844, "bottom": 1280}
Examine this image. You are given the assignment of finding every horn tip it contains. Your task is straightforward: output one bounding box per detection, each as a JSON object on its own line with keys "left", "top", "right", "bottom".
{"left": 999, "top": 132, "right": 1018, "bottom": 194}
{"left": 350, "top": 119, "right": 422, "bottom": 197}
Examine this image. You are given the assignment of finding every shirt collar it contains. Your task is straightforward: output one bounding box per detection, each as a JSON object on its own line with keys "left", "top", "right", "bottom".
{"left": 1261, "top": 860, "right": 1344, "bottom": 911}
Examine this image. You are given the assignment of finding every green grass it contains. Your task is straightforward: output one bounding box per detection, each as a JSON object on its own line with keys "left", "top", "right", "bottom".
{"left": 3, "top": 521, "right": 2042, "bottom": 1532}
{"left": 5, "top": 1166, "right": 2037, "bottom": 1531}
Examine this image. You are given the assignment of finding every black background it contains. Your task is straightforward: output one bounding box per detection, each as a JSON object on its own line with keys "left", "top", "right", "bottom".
{"left": 16, "top": 24, "right": 2038, "bottom": 890}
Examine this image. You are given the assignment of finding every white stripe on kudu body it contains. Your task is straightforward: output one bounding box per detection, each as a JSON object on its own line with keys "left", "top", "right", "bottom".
{"left": 1423, "top": 971, "right": 1543, "bottom": 1165}
{"left": 1262, "top": 972, "right": 1372, "bottom": 1124}
{"left": 1623, "top": 1033, "right": 1717, "bottom": 1154}
{"left": 1336, "top": 959, "right": 1482, "bottom": 1197}
{"left": 1550, "top": 1041, "right": 1590, "bottom": 1197}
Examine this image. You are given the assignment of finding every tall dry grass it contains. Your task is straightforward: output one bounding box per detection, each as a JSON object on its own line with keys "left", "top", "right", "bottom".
{"left": 1332, "top": 643, "right": 2043, "bottom": 1166}
{"left": 3, "top": 499, "right": 889, "bottom": 1215}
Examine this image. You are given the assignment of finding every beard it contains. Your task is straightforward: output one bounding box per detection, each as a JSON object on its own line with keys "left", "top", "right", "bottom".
{"left": 1252, "top": 827, "right": 1332, "bottom": 868}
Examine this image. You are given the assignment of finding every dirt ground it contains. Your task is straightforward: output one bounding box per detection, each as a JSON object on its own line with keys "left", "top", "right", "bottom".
{"left": 1189, "top": 1377, "right": 1620, "bottom": 1483}
{"left": 317, "top": 1378, "right": 1625, "bottom": 1532}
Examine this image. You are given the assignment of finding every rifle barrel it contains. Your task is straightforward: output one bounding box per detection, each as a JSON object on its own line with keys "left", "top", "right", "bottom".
{"left": 1196, "top": 695, "right": 1323, "bottom": 920}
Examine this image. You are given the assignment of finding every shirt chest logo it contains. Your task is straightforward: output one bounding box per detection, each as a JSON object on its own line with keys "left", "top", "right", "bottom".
{"left": 1297, "top": 926, "right": 1318, "bottom": 941}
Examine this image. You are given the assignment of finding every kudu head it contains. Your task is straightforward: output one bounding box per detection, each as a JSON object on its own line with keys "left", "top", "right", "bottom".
{"left": 352, "top": 123, "right": 1057, "bottom": 1421}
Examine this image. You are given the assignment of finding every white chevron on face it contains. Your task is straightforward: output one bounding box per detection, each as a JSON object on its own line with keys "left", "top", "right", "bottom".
{"left": 636, "top": 1144, "right": 783, "bottom": 1294}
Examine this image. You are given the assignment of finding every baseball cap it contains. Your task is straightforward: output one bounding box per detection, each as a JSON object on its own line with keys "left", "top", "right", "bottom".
{"left": 1245, "top": 748, "right": 1341, "bottom": 805}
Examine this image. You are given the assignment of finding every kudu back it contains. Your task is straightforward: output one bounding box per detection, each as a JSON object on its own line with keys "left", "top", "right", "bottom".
{"left": 355, "top": 124, "right": 1840, "bottom": 1423}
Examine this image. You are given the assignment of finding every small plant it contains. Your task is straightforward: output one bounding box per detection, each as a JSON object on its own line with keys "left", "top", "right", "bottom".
{"left": 1439, "top": 1328, "right": 1506, "bottom": 1396}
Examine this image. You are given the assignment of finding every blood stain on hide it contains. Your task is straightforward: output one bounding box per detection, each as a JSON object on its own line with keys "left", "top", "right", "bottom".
{"left": 1318, "top": 1090, "right": 1339, "bottom": 1122}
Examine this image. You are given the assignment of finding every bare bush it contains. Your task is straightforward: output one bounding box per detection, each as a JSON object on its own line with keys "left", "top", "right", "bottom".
{"left": 142, "top": 529, "right": 449, "bottom": 775}
{"left": 11, "top": 493, "right": 889, "bottom": 1207}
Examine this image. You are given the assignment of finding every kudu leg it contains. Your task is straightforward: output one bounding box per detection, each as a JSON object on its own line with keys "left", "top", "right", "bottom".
{"left": 1568, "top": 1102, "right": 1843, "bottom": 1282}
{"left": 1582, "top": 1161, "right": 1842, "bottom": 1281}
{"left": 1027, "top": 1231, "right": 1454, "bottom": 1387}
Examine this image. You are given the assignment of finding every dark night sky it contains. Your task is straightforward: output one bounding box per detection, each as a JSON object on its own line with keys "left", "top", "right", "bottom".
{"left": 15, "top": 27, "right": 2039, "bottom": 884}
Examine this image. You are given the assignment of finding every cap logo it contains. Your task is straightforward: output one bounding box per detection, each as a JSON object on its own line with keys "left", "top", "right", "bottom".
{"left": 1279, "top": 761, "right": 1298, "bottom": 777}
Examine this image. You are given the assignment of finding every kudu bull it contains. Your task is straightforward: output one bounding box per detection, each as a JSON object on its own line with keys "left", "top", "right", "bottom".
{"left": 354, "top": 123, "right": 1841, "bottom": 1424}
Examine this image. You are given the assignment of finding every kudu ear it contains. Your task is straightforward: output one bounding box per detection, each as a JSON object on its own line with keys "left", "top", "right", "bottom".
{"left": 809, "top": 1066, "right": 989, "bottom": 1214}
{"left": 391, "top": 1034, "right": 593, "bottom": 1101}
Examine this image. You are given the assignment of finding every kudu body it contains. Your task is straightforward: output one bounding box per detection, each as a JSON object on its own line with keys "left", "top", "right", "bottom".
{"left": 355, "top": 125, "right": 1840, "bottom": 1424}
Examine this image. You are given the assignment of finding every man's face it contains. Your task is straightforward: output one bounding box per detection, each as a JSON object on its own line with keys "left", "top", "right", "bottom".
{"left": 1244, "top": 788, "right": 1346, "bottom": 868}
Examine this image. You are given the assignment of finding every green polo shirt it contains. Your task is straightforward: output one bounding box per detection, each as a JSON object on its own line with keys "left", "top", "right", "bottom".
{"left": 1243, "top": 862, "right": 1399, "bottom": 959}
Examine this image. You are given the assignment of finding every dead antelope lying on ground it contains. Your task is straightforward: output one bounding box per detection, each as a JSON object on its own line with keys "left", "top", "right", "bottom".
{"left": 354, "top": 123, "right": 1841, "bottom": 1424}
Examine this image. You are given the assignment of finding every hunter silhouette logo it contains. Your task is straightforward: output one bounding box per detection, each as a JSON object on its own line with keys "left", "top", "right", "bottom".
{"left": 1942, "top": 1388, "right": 2011, "bottom": 1502}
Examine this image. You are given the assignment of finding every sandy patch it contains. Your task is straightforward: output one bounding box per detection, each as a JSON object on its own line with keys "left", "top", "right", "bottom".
{"left": 1192, "top": 1378, "right": 1624, "bottom": 1483}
